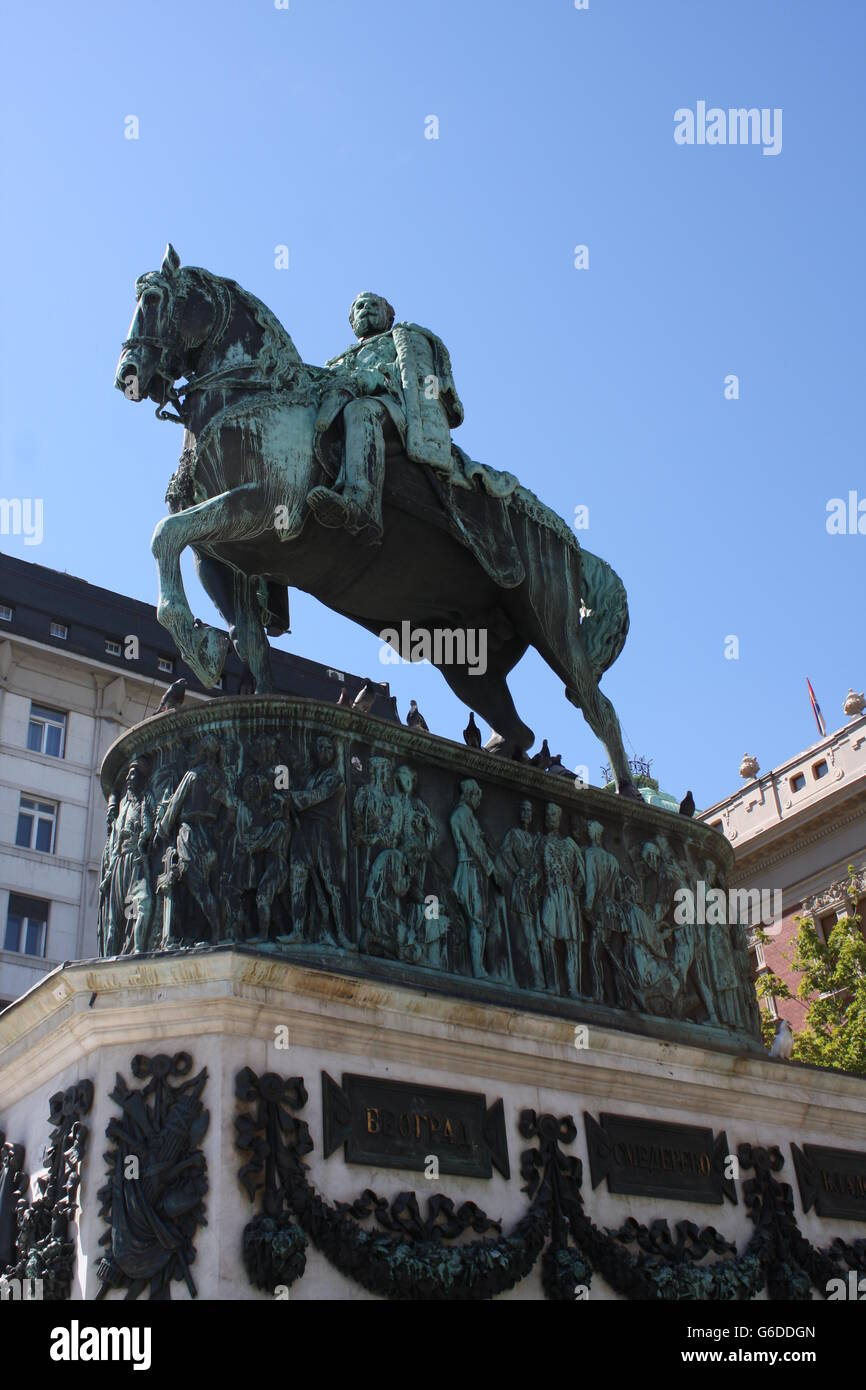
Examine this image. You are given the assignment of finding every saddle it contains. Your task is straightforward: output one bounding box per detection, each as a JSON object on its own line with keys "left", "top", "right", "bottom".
{"left": 382, "top": 448, "right": 526, "bottom": 591}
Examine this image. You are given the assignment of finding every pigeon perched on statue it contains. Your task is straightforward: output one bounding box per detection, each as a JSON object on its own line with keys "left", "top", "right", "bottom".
{"left": 678, "top": 790, "right": 696, "bottom": 818}
{"left": 153, "top": 678, "right": 187, "bottom": 716}
{"left": 769, "top": 1018, "right": 794, "bottom": 1060}
{"left": 462, "top": 711, "right": 482, "bottom": 748}
{"left": 530, "top": 739, "right": 551, "bottom": 768}
{"left": 351, "top": 678, "right": 385, "bottom": 713}
{"left": 407, "top": 699, "right": 429, "bottom": 732}
{"left": 546, "top": 753, "right": 570, "bottom": 778}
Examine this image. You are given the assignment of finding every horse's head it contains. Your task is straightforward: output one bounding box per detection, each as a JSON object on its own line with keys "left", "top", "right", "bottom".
{"left": 115, "top": 244, "right": 217, "bottom": 407}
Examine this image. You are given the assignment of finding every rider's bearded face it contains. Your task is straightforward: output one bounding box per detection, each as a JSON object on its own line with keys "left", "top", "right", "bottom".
{"left": 352, "top": 296, "right": 387, "bottom": 339}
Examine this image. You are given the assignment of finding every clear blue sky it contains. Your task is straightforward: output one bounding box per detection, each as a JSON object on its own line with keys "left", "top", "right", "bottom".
{"left": 1, "top": 0, "right": 863, "bottom": 806}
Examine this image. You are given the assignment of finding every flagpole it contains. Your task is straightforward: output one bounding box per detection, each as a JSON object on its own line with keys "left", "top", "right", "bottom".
{"left": 806, "top": 678, "right": 826, "bottom": 738}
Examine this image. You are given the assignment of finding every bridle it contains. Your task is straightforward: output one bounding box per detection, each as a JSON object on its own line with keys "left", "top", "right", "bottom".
{"left": 122, "top": 270, "right": 274, "bottom": 426}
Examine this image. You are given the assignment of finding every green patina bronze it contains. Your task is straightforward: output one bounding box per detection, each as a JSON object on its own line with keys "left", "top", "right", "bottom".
{"left": 96, "top": 696, "right": 763, "bottom": 1048}
{"left": 106, "top": 250, "right": 765, "bottom": 1046}
{"left": 115, "top": 246, "right": 636, "bottom": 791}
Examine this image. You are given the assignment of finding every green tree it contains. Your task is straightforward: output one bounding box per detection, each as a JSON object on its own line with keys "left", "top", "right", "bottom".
{"left": 754, "top": 869, "right": 866, "bottom": 1074}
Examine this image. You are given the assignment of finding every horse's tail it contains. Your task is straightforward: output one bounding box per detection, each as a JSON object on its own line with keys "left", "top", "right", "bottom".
{"left": 579, "top": 549, "right": 630, "bottom": 681}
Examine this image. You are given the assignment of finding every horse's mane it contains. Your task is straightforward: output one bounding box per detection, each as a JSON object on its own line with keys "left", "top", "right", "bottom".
{"left": 189, "top": 266, "right": 303, "bottom": 385}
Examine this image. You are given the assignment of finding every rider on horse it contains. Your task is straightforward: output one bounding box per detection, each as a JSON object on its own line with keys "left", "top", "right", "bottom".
{"left": 307, "top": 292, "right": 464, "bottom": 544}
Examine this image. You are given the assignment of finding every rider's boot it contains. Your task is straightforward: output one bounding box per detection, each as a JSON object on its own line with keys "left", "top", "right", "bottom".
{"left": 307, "top": 399, "right": 384, "bottom": 544}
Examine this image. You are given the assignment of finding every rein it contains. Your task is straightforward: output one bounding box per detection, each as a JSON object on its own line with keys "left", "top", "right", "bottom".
{"left": 155, "top": 365, "right": 287, "bottom": 426}
{"left": 127, "top": 270, "right": 307, "bottom": 427}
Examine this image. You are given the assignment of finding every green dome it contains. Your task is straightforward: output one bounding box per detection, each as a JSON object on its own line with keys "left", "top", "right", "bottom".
{"left": 638, "top": 784, "right": 680, "bottom": 813}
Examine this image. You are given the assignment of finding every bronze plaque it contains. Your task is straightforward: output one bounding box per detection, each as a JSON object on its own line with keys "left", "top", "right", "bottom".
{"left": 584, "top": 1112, "right": 737, "bottom": 1205}
{"left": 322, "top": 1072, "right": 509, "bottom": 1179}
{"left": 792, "top": 1142, "right": 866, "bottom": 1222}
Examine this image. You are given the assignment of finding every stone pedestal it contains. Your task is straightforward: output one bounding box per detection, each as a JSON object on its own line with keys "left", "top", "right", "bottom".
{"left": 94, "top": 696, "right": 764, "bottom": 1051}
{"left": 1, "top": 950, "right": 864, "bottom": 1301}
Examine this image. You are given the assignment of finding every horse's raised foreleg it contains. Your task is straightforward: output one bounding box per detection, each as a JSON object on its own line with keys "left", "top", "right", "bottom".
{"left": 151, "top": 484, "right": 270, "bottom": 688}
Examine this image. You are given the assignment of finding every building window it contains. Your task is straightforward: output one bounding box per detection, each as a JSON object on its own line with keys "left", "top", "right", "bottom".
{"left": 0, "top": 603, "right": 12, "bottom": 622}
{"left": 764, "top": 993, "right": 778, "bottom": 1020}
{"left": 27, "top": 704, "right": 67, "bottom": 758}
{"left": 157, "top": 656, "right": 174, "bottom": 675}
{"left": 812, "top": 759, "right": 829, "bottom": 780}
{"left": 49, "top": 621, "right": 68, "bottom": 640}
{"left": 4, "top": 894, "right": 49, "bottom": 957}
{"left": 104, "top": 638, "right": 122, "bottom": 657}
{"left": 816, "top": 912, "right": 837, "bottom": 944}
{"left": 790, "top": 772, "right": 806, "bottom": 793}
{"left": 15, "top": 796, "right": 58, "bottom": 853}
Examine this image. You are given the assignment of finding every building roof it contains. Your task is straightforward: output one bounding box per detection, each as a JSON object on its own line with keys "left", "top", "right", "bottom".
{"left": 699, "top": 713, "right": 866, "bottom": 890}
{"left": 0, "top": 551, "right": 397, "bottom": 719}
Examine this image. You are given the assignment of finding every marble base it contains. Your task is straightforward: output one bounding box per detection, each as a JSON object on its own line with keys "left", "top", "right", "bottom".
{"left": 1, "top": 948, "right": 864, "bottom": 1301}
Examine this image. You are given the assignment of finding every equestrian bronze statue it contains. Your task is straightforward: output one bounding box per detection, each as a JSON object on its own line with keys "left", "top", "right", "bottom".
{"left": 115, "top": 245, "right": 639, "bottom": 795}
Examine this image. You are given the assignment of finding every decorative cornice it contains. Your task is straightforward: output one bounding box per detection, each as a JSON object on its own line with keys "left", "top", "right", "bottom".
{"left": 99, "top": 694, "right": 734, "bottom": 867}
{"left": 730, "top": 799, "right": 866, "bottom": 884}
{"left": 1, "top": 951, "right": 865, "bottom": 1142}
{"left": 801, "top": 869, "right": 866, "bottom": 918}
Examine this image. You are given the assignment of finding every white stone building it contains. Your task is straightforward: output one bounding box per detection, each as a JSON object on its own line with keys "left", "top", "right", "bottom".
{"left": 699, "top": 693, "right": 866, "bottom": 1030}
{"left": 0, "top": 554, "right": 394, "bottom": 1009}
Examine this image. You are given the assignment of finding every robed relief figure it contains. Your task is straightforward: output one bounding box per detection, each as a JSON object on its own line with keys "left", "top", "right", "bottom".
{"left": 538, "top": 803, "right": 585, "bottom": 998}
{"left": 359, "top": 762, "right": 441, "bottom": 965}
{"left": 658, "top": 833, "right": 717, "bottom": 1022}
{"left": 97, "top": 794, "right": 119, "bottom": 956}
{"left": 105, "top": 760, "right": 155, "bottom": 956}
{"left": 287, "top": 735, "right": 351, "bottom": 949}
{"left": 232, "top": 770, "right": 291, "bottom": 941}
{"left": 700, "top": 855, "right": 745, "bottom": 1030}
{"left": 619, "top": 848, "right": 679, "bottom": 1016}
{"left": 352, "top": 756, "right": 395, "bottom": 891}
{"left": 154, "top": 736, "right": 234, "bottom": 943}
{"left": 450, "top": 780, "right": 503, "bottom": 979}
{"left": 493, "top": 800, "right": 544, "bottom": 990}
{"left": 583, "top": 820, "right": 626, "bottom": 1004}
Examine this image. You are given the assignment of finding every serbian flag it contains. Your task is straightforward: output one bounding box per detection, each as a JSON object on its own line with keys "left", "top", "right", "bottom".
{"left": 807, "top": 678, "right": 826, "bottom": 737}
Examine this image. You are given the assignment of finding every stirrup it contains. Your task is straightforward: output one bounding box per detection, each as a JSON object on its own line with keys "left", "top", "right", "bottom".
{"left": 307, "top": 486, "right": 382, "bottom": 545}
{"left": 307, "top": 485, "right": 350, "bottom": 529}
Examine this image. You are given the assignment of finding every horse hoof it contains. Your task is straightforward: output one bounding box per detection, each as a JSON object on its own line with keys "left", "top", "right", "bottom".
{"left": 187, "top": 623, "right": 230, "bottom": 688}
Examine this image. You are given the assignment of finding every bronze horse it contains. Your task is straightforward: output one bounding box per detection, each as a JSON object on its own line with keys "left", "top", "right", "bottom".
{"left": 115, "top": 246, "right": 639, "bottom": 795}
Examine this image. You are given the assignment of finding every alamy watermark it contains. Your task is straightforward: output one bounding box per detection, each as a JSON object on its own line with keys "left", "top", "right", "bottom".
{"left": 378, "top": 621, "right": 487, "bottom": 676}
{"left": 0, "top": 498, "right": 43, "bottom": 545}
{"left": 674, "top": 881, "right": 782, "bottom": 932}
{"left": 0, "top": 1276, "right": 43, "bottom": 1300}
{"left": 826, "top": 491, "right": 866, "bottom": 535}
{"left": 674, "top": 103, "right": 782, "bottom": 157}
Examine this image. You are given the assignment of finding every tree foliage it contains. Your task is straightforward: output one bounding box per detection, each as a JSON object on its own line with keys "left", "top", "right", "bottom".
{"left": 754, "top": 869, "right": 866, "bottom": 1075}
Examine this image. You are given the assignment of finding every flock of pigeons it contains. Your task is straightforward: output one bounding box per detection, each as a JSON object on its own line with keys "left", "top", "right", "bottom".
{"left": 149, "top": 673, "right": 696, "bottom": 811}
{"left": 337, "top": 679, "right": 613, "bottom": 785}
{"left": 340, "top": 682, "right": 699, "bottom": 814}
